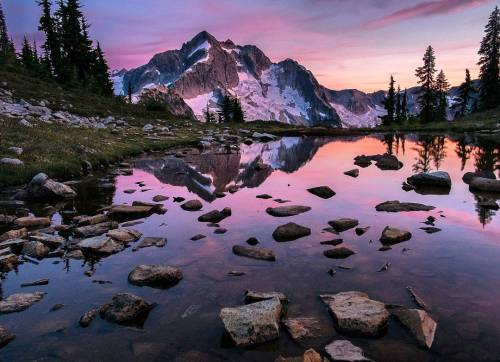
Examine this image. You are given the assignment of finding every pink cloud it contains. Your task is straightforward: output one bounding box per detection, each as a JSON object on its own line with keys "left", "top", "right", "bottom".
{"left": 366, "top": 0, "right": 492, "bottom": 29}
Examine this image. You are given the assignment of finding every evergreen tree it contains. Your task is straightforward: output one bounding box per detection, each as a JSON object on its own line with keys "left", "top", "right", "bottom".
{"left": 380, "top": 75, "right": 396, "bottom": 126}
{"left": 91, "top": 42, "right": 113, "bottom": 96}
{"left": 127, "top": 82, "right": 133, "bottom": 103}
{"left": 21, "top": 36, "right": 36, "bottom": 69}
{"left": 401, "top": 88, "right": 408, "bottom": 121}
{"left": 232, "top": 97, "right": 245, "bottom": 123}
{"left": 477, "top": 6, "right": 500, "bottom": 110}
{"left": 37, "top": 0, "right": 61, "bottom": 76}
{"left": 395, "top": 85, "right": 402, "bottom": 122}
{"left": 218, "top": 95, "right": 233, "bottom": 123}
{"left": 435, "top": 70, "right": 450, "bottom": 121}
{"left": 456, "top": 68, "right": 474, "bottom": 117}
{"left": 415, "top": 45, "right": 438, "bottom": 123}
{"left": 0, "top": 1, "right": 15, "bottom": 63}
{"left": 204, "top": 103, "right": 216, "bottom": 123}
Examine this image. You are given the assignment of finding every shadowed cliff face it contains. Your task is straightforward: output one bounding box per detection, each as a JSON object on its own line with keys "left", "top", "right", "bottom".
{"left": 133, "top": 137, "right": 332, "bottom": 201}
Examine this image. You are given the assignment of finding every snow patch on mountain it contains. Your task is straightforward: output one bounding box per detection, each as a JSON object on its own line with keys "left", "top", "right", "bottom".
{"left": 330, "top": 102, "right": 384, "bottom": 128}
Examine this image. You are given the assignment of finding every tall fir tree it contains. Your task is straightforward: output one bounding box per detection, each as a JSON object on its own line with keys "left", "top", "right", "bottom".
{"left": 218, "top": 95, "right": 233, "bottom": 123}
{"left": 395, "top": 85, "right": 402, "bottom": 122}
{"left": 91, "top": 42, "right": 114, "bottom": 96}
{"left": 21, "top": 36, "right": 36, "bottom": 69}
{"left": 127, "top": 82, "right": 133, "bottom": 103}
{"left": 477, "top": 6, "right": 500, "bottom": 110}
{"left": 381, "top": 75, "right": 396, "bottom": 126}
{"left": 37, "top": 0, "right": 61, "bottom": 76}
{"left": 415, "top": 45, "right": 438, "bottom": 123}
{"left": 401, "top": 88, "right": 408, "bottom": 122}
{"left": 232, "top": 97, "right": 245, "bottom": 123}
{"left": 0, "top": 1, "right": 15, "bottom": 63}
{"left": 204, "top": 103, "right": 215, "bottom": 123}
{"left": 435, "top": 70, "right": 450, "bottom": 122}
{"left": 456, "top": 68, "right": 474, "bottom": 117}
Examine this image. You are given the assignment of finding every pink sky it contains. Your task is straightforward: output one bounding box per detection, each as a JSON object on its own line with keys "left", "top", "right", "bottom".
{"left": 3, "top": 0, "right": 496, "bottom": 91}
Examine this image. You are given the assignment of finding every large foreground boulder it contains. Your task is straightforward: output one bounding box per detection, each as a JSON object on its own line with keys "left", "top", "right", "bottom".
{"left": 128, "top": 265, "right": 183, "bottom": 288}
{"left": 469, "top": 177, "right": 500, "bottom": 193}
{"left": 320, "top": 291, "right": 389, "bottom": 337}
{"left": 99, "top": 293, "right": 155, "bottom": 327}
{"left": 380, "top": 226, "right": 412, "bottom": 245}
{"left": 328, "top": 218, "right": 359, "bottom": 232}
{"left": 0, "top": 326, "right": 15, "bottom": 348}
{"left": 22, "top": 173, "right": 77, "bottom": 200}
{"left": 273, "top": 222, "right": 311, "bottom": 242}
{"left": 219, "top": 297, "right": 282, "bottom": 347}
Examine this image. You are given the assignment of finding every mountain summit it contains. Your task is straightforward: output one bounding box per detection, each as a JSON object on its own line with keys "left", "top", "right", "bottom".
{"left": 114, "top": 31, "right": 392, "bottom": 127}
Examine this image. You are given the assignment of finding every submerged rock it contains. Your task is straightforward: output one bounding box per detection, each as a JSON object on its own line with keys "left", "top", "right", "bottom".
{"left": 128, "top": 265, "right": 183, "bottom": 288}
{"left": 283, "top": 317, "right": 323, "bottom": 342}
{"left": 232, "top": 245, "right": 276, "bottom": 261}
{"left": 320, "top": 291, "right": 389, "bottom": 337}
{"left": 354, "top": 154, "right": 403, "bottom": 170}
{"left": 266, "top": 205, "right": 311, "bottom": 217}
{"left": 391, "top": 307, "right": 437, "bottom": 349}
{"left": 181, "top": 200, "right": 203, "bottom": 211}
{"left": 328, "top": 218, "right": 359, "bottom": 232}
{"left": 99, "top": 293, "right": 155, "bottom": 327}
{"left": 323, "top": 247, "right": 355, "bottom": 259}
{"left": 273, "top": 222, "right": 311, "bottom": 242}
{"left": 198, "top": 209, "right": 230, "bottom": 223}
{"left": 22, "top": 241, "right": 50, "bottom": 259}
{"left": 0, "top": 326, "right": 15, "bottom": 348}
{"left": 190, "top": 234, "right": 206, "bottom": 241}
{"left": 79, "top": 308, "right": 99, "bottom": 327}
{"left": 375, "top": 201, "right": 435, "bottom": 212}
{"left": 355, "top": 227, "right": 370, "bottom": 236}
{"left": 220, "top": 297, "right": 282, "bottom": 347}
{"left": 107, "top": 205, "right": 157, "bottom": 220}
{"left": 380, "top": 226, "right": 412, "bottom": 245}
{"left": 132, "top": 237, "right": 166, "bottom": 251}
{"left": 256, "top": 194, "right": 273, "bottom": 199}
{"left": 245, "top": 291, "right": 287, "bottom": 304}
{"left": 73, "top": 221, "right": 118, "bottom": 238}
{"left": 0, "top": 292, "right": 46, "bottom": 313}
{"left": 307, "top": 186, "right": 336, "bottom": 199}
{"left": 462, "top": 171, "right": 495, "bottom": 184}
{"left": 325, "top": 340, "right": 372, "bottom": 362}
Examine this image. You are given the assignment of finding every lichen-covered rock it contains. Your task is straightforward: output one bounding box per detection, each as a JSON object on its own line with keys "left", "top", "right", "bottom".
{"left": 107, "top": 228, "right": 142, "bottom": 244}
{"left": 320, "top": 291, "right": 389, "bottom": 337}
{"left": 283, "top": 317, "right": 324, "bottom": 342}
{"left": 245, "top": 291, "right": 287, "bottom": 304}
{"left": 0, "top": 326, "right": 15, "bottom": 348}
{"left": 325, "top": 340, "right": 372, "bottom": 361}
{"left": 220, "top": 297, "right": 282, "bottom": 347}
{"left": 73, "top": 221, "right": 118, "bottom": 238}
{"left": 22, "top": 241, "right": 50, "bottom": 259}
{"left": 77, "top": 235, "right": 124, "bottom": 255}
{"left": 24, "top": 173, "right": 77, "bottom": 200}
{"left": 128, "top": 265, "right": 183, "bottom": 288}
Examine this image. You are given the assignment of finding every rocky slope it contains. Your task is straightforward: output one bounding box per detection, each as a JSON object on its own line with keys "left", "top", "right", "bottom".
{"left": 113, "top": 31, "right": 479, "bottom": 128}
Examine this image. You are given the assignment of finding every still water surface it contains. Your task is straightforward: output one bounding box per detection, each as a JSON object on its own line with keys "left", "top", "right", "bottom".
{"left": 1, "top": 133, "right": 499, "bottom": 361}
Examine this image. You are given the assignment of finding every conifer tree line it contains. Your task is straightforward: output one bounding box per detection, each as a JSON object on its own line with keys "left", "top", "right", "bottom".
{"left": 204, "top": 94, "right": 245, "bottom": 123}
{"left": 381, "top": 6, "right": 498, "bottom": 125}
{"left": 0, "top": 0, "right": 113, "bottom": 97}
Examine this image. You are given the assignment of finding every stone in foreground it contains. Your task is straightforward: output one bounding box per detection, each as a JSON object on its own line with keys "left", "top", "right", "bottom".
{"left": 107, "top": 228, "right": 142, "bottom": 244}
{"left": 320, "top": 291, "right": 389, "bottom": 337}
{"left": 77, "top": 235, "right": 124, "bottom": 255}
{"left": 132, "top": 237, "right": 166, "bottom": 251}
{"left": 0, "top": 292, "right": 46, "bottom": 314}
{"left": 266, "top": 205, "right": 311, "bottom": 217}
{"left": 273, "top": 222, "right": 311, "bottom": 242}
{"left": 307, "top": 186, "right": 336, "bottom": 199}
{"left": 391, "top": 308, "right": 437, "bottom": 349}
{"left": 220, "top": 297, "right": 282, "bottom": 347}
{"left": 276, "top": 349, "right": 323, "bottom": 362}
{"left": 380, "top": 226, "right": 412, "bottom": 245}
{"left": 99, "top": 293, "right": 155, "bottom": 327}
{"left": 128, "top": 265, "right": 183, "bottom": 288}
{"left": 24, "top": 172, "right": 77, "bottom": 200}
{"left": 232, "top": 245, "right": 276, "bottom": 261}
{"left": 328, "top": 218, "right": 359, "bottom": 232}
{"left": 469, "top": 177, "right": 500, "bottom": 193}
{"left": 375, "top": 201, "right": 435, "bottom": 212}
{"left": 181, "top": 200, "right": 203, "bottom": 211}
{"left": 325, "top": 340, "right": 372, "bottom": 361}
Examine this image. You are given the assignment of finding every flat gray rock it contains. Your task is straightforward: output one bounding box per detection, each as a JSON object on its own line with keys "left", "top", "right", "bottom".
{"left": 245, "top": 291, "right": 287, "bottom": 304}
{"left": 220, "top": 297, "right": 282, "bottom": 347}
{"left": 232, "top": 245, "right": 276, "bottom": 261}
{"left": 77, "top": 235, "right": 124, "bottom": 255}
{"left": 283, "top": 317, "right": 324, "bottom": 342}
{"left": 391, "top": 307, "right": 437, "bottom": 349}
{"left": 132, "top": 237, "right": 166, "bottom": 251}
{"left": 107, "top": 228, "right": 142, "bottom": 244}
{"left": 325, "top": 340, "right": 372, "bottom": 361}
{"left": 320, "top": 291, "right": 389, "bottom": 337}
